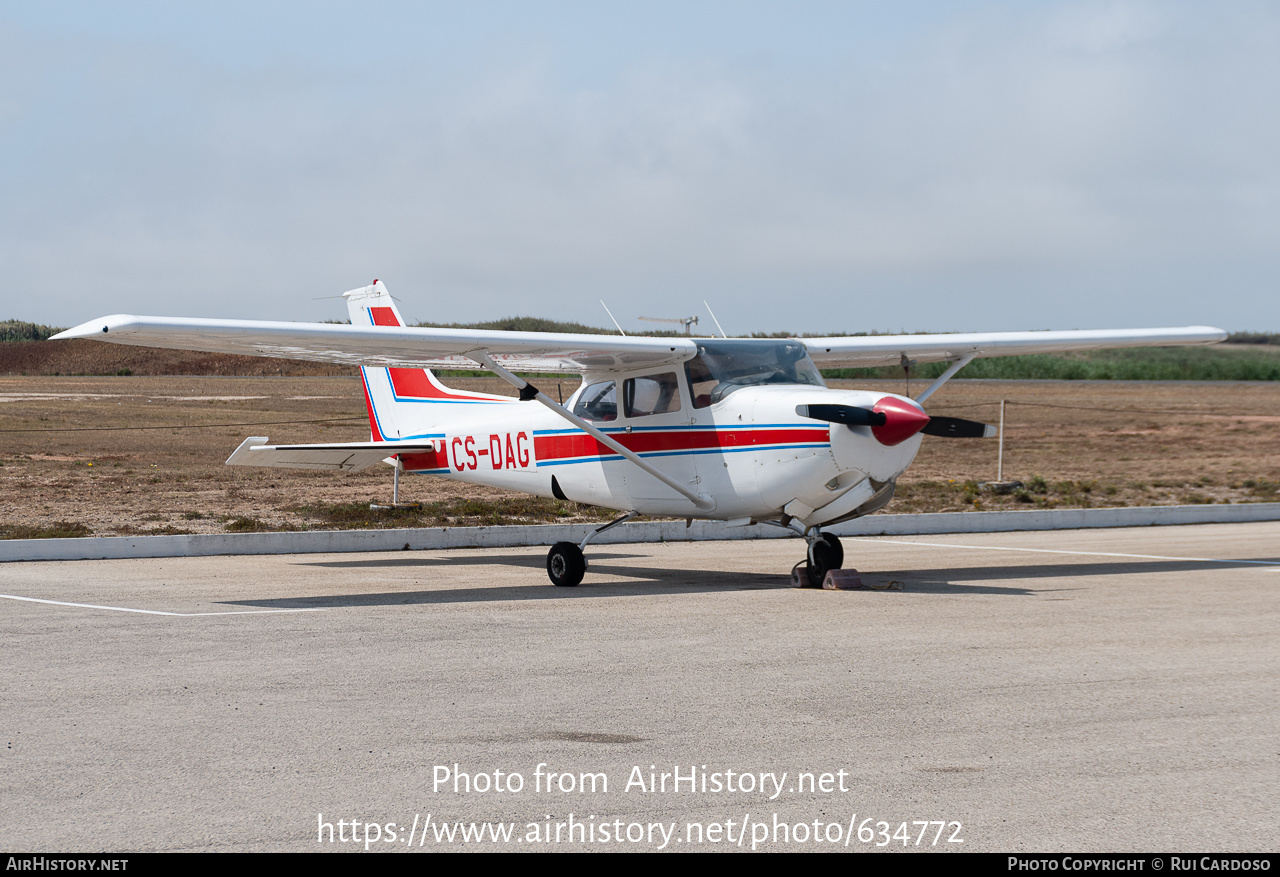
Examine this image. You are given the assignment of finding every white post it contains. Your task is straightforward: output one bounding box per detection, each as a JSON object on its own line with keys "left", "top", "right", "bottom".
{"left": 997, "top": 400, "right": 1006, "bottom": 482}
{"left": 393, "top": 463, "right": 400, "bottom": 505}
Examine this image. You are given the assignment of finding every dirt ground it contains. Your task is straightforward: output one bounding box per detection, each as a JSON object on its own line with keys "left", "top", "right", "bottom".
{"left": 0, "top": 338, "right": 353, "bottom": 377}
{"left": 2, "top": 374, "right": 1278, "bottom": 537}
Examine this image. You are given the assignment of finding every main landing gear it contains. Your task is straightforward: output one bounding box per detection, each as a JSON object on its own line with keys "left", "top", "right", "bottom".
{"left": 546, "top": 511, "right": 638, "bottom": 586}
{"left": 547, "top": 541, "right": 587, "bottom": 587}
{"left": 546, "top": 514, "right": 845, "bottom": 588}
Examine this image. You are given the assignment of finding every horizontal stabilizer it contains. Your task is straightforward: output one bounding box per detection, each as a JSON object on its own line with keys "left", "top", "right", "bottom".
{"left": 225, "top": 436, "right": 441, "bottom": 471}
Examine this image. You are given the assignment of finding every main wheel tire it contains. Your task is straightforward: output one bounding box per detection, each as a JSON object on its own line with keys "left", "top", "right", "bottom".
{"left": 547, "top": 541, "right": 586, "bottom": 587}
{"left": 806, "top": 537, "right": 840, "bottom": 588}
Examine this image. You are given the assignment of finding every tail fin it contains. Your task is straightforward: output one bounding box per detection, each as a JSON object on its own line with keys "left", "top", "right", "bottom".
{"left": 344, "top": 278, "right": 409, "bottom": 332}
{"left": 342, "top": 280, "right": 509, "bottom": 443}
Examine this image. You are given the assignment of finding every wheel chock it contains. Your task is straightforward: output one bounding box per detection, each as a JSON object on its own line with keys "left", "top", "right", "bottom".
{"left": 794, "top": 565, "right": 901, "bottom": 591}
{"left": 790, "top": 562, "right": 819, "bottom": 589}
{"left": 822, "top": 569, "right": 863, "bottom": 590}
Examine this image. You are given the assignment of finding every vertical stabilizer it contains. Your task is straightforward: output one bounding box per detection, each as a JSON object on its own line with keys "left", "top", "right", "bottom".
{"left": 344, "top": 279, "right": 407, "bottom": 331}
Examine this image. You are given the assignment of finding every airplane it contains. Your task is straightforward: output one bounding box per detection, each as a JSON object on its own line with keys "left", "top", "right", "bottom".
{"left": 53, "top": 281, "right": 1227, "bottom": 587}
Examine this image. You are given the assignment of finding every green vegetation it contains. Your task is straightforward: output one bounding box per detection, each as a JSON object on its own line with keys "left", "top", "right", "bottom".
{"left": 1, "top": 521, "right": 92, "bottom": 539}
{"left": 894, "top": 476, "right": 1122, "bottom": 512}
{"left": 224, "top": 516, "right": 270, "bottom": 532}
{"left": 1242, "top": 478, "right": 1279, "bottom": 498}
{"left": 415, "top": 316, "right": 619, "bottom": 334}
{"left": 825, "top": 346, "right": 1280, "bottom": 382}
{"left": 1, "top": 320, "right": 66, "bottom": 342}
{"left": 890, "top": 472, "right": 1280, "bottom": 514}
{"left": 290, "top": 496, "right": 612, "bottom": 529}
{"left": 109, "top": 524, "right": 195, "bottom": 536}
{"left": 1227, "top": 332, "right": 1280, "bottom": 345}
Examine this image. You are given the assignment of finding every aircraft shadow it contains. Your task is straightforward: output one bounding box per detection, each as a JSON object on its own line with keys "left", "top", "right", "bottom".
{"left": 223, "top": 563, "right": 792, "bottom": 608}
{"left": 888, "top": 558, "right": 1236, "bottom": 594}
{"left": 300, "top": 551, "right": 643, "bottom": 570}
{"left": 216, "top": 556, "right": 1238, "bottom": 609}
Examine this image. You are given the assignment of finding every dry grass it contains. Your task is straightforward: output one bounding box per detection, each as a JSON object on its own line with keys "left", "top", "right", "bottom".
{"left": 1, "top": 375, "right": 1277, "bottom": 537}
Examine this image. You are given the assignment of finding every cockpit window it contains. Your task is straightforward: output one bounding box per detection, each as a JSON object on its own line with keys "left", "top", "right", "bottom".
{"left": 623, "top": 372, "right": 682, "bottom": 418}
{"left": 685, "top": 340, "right": 825, "bottom": 408}
{"left": 572, "top": 380, "right": 617, "bottom": 421}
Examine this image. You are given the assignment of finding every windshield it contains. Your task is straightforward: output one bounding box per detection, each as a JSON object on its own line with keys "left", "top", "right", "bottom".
{"left": 685, "top": 340, "right": 825, "bottom": 408}
{"left": 572, "top": 380, "right": 617, "bottom": 421}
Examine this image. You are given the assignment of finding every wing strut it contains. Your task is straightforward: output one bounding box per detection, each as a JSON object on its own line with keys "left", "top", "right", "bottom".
{"left": 469, "top": 351, "right": 715, "bottom": 511}
{"left": 914, "top": 352, "right": 977, "bottom": 403}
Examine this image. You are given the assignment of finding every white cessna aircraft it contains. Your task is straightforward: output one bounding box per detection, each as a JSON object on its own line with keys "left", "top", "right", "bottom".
{"left": 54, "top": 281, "right": 1225, "bottom": 586}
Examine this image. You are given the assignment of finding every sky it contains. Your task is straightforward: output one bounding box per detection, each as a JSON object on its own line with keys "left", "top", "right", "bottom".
{"left": 3, "top": 1, "right": 1278, "bottom": 334}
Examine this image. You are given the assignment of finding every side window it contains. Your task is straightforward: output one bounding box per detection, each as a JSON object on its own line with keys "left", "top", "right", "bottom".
{"left": 572, "top": 380, "right": 617, "bottom": 421}
{"left": 623, "top": 372, "right": 682, "bottom": 418}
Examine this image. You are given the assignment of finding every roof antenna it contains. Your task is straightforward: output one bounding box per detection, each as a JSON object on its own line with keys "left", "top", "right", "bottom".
{"left": 704, "top": 301, "right": 728, "bottom": 338}
{"left": 600, "top": 300, "right": 626, "bottom": 336}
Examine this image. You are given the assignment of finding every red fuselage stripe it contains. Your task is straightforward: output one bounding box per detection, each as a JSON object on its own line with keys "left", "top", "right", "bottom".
{"left": 398, "top": 451, "right": 439, "bottom": 471}
{"left": 533, "top": 428, "right": 827, "bottom": 461}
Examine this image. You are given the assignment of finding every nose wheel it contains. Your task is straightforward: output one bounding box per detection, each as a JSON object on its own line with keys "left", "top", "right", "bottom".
{"left": 804, "top": 533, "right": 844, "bottom": 588}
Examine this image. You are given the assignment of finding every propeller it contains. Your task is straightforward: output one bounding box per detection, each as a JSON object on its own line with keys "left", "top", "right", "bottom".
{"left": 797, "top": 398, "right": 995, "bottom": 446}
{"left": 921, "top": 416, "right": 997, "bottom": 439}
{"left": 795, "top": 403, "right": 886, "bottom": 427}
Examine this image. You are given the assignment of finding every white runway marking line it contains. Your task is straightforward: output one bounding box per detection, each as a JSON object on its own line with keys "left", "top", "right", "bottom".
{"left": 857, "top": 539, "right": 1280, "bottom": 570}
{"left": 0, "top": 593, "right": 327, "bottom": 616}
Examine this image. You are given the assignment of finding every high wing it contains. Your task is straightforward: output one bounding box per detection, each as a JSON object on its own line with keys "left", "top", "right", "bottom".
{"left": 53, "top": 296, "right": 1225, "bottom": 374}
{"left": 803, "top": 326, "right": 1227, "bottom": 368}
{"left": 52, "top": 314, "right": 697, "bottom": 373}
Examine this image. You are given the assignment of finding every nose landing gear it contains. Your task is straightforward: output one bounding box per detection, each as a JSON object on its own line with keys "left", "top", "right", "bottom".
{"left": 801, "top": 532, "right": 844, "bottom": 588}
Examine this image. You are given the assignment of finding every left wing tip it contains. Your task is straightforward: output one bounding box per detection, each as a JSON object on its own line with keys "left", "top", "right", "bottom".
{"left": 51, "top": 315, "right": 137, "bottom": 340}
